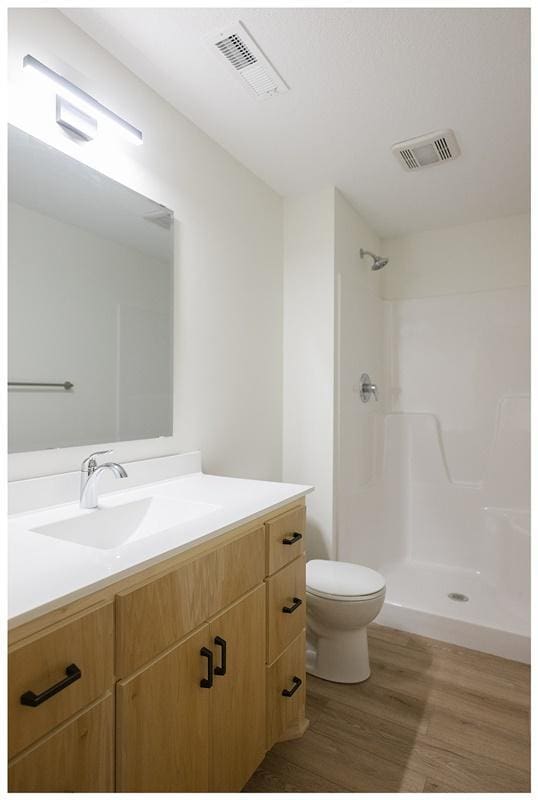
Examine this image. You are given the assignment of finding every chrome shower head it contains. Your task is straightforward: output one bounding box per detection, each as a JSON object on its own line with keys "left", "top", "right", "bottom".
{"left": 372, "top": 256, "right": 389, "bottom": 271}
{"left": 360, "top": 248, "right": 389, "bottom": 271}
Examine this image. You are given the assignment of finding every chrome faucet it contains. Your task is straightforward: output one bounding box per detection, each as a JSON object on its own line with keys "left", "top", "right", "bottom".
{"left": 80, "top": 450, "right": 128, "bottom": 509}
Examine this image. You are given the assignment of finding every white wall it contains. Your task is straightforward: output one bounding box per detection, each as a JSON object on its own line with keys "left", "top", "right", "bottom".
{"left": 333, "top": 192, "right": 389, "bottom": 561}
{"left": 8, "top": 9, "right": 283, "bottom": 481}
{"left": 282, "top": 188, "right": 335, "bottom": 559}
{"left": 282, "top": 188, "right": 384, "bottom": 560}
{"left": 335, "top": 190, "right": 384, "bottom": 483}
{"left": 8, "top": 201, "right": 172, "bottom": 452}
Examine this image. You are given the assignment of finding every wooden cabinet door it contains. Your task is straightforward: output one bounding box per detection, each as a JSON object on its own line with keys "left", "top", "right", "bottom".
{"left": 209, "top": 584, "right": 266, "bottom": 791}
{"left": 9, "top": 602, "right": 114, "bottom": 758}
{"left": 116, "top": 625, "right": 211, "bottom": 792}
{"left": 8, "top": 693, "right": 114, "bottom": 792}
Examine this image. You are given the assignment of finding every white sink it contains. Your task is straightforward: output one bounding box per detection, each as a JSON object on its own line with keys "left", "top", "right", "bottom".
{"left": 31, "top": 496, "right": 220, "bottom": 550}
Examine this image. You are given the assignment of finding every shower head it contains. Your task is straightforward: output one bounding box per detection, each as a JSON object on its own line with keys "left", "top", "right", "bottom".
{"left": 372, "top": 256, "right": 389, "bottom": 271}
{"left": 360, "top": 248, "right": 389, "bottom": 271}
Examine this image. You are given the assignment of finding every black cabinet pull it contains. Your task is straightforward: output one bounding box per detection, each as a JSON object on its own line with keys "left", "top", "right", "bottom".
{"left": 20, "top": 663, "right": 81, "bottom": 707}
{"left": 282, "top": 597, "right": 303, "bottom": 614}
{"left": 200, "top": 647, "right": 213, "bottom": 688}
{"left": 282, "top": 531, "right": 302, "bottom": 546}
{"left": 214, "top": 636, "right": 227, "bottom": 676}
{"left": 282, "top": 676, "right": 302, "bottom": 697}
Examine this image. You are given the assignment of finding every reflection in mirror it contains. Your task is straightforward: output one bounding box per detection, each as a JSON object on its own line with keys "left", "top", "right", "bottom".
{"left": 8, "top": 125, "right": 174, "bottom": 453}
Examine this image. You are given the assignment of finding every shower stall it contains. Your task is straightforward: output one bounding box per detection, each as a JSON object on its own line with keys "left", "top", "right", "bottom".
{"left": 335, "top": 219, "right": 530, "bottom": 662}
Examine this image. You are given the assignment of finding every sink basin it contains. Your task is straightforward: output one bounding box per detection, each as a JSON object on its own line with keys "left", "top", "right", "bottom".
{"left": 31, "top": 496, "right": 220, "bottom": 550}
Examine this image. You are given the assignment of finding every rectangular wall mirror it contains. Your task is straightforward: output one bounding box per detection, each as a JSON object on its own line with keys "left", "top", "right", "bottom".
{"left": 8, "top": 125, "right": 174, "bottom": 453}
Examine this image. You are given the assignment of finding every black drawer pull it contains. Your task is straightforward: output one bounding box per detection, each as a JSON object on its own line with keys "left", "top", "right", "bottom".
{"left": 20, "top": 663, "right": 81, "bottom": 707}
{"left": 282, "top": 531, "right": 302, "bottom": 546}
{"left": 200, "top": 647, "right": 213, "bottom": 688}
{"left": 214, "top": 636, "right": 227, "bottom": 676}
{"left": 282, "top": 597, "right": 303, "bottom": 614}
{"left": 282, "top": 675, "right": 302, "bottom": 697}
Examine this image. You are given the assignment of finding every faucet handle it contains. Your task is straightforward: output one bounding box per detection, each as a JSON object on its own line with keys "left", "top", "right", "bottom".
{"left": 359, "top": 373, "right": 379, "bottom": 403}
{"left": 81, "top": 450, "right": 113, "bottom": 473}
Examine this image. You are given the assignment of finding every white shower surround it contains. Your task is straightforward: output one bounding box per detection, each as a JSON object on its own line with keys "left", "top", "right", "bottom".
{"left": 337, "top": 410, "right": 530, "bottom": 662}
{"left": 335, "top": 216, "right": 530, "bottom": 664}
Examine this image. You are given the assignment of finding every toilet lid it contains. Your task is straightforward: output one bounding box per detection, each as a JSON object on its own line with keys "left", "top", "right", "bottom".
{"left": 306, "top": 559, "right": 385, "bottom": 600}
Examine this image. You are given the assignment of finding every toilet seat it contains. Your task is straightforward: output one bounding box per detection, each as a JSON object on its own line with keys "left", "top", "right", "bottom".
{"left": 306, "top": 559, "right": 385, "bottom": 602}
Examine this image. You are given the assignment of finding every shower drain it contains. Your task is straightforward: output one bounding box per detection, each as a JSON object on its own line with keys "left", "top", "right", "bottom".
{"left": 448, "top": 592, "right": 469, "bottom": 602}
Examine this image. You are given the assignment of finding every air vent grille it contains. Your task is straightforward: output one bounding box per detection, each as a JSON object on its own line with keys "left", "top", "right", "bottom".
{"left": 207, "top": 21, "right": 289, "bottom": 100}
{"left": 434, "top": 136, "right": 452, "bottom": 160}
{"left": 400, "top": 148, "right": 420, "bottom": 170}
{"left": 215, "top": 34, "right": 257, "bottom": 70}
{"left": 392, "top": 129, "right": 460, "bottom": 172}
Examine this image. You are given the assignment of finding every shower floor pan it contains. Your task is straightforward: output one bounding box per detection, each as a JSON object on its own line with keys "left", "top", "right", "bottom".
{"left": 376, "top": 559, "right": 530, "bottom": 663}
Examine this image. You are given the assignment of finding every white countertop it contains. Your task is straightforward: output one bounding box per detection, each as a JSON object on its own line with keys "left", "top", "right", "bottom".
{"left": 8, "top": 471, "right": 312, "bottom": 628}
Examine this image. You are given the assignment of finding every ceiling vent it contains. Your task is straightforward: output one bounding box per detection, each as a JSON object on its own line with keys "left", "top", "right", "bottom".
{"left": 207, "top": 21, "right": 289, "bottom": 99}
{"left": 392, "top": 129, "right": 460, "bottom": 171}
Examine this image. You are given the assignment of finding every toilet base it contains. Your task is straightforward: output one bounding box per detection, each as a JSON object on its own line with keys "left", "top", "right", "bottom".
{"left": 306, "top": 626, "right": 371, "bottom": 683}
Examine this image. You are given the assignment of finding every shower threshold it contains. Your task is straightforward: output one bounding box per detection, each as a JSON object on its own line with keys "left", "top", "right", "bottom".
{"left": 376, "top": 559, "right": 530, "bottom": 664}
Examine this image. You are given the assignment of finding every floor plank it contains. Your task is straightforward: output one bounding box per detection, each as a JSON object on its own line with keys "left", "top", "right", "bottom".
{"left": 244, "top": 751, "right": 349, "bottom": 793}
{"left": 245, "top": 624, "right": 530, "bottom": 793}
{"left": 270, "top": 727, "right": 426, "bottom": 793}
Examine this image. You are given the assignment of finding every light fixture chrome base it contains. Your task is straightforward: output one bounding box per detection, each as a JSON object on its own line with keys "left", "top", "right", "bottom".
{"left": 56, "top": 96, "right": 97, "bottom": 141}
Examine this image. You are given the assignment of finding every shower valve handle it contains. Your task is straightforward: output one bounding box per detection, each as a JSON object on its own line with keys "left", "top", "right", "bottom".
{"left": 359, "top": 373, "right": 378, "bottom": 403}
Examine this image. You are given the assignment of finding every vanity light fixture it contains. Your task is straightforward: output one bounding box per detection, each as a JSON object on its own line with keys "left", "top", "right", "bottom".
{"left": 22, "top": 54, "right": 143, "bottom": 145}
{"left": 56, "top": 98, "right": 97, "bottom": 142}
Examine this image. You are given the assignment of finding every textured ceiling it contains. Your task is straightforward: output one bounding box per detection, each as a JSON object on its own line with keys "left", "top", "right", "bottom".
{"left": 63, "top": 7, "right": 530, "bottom": 237}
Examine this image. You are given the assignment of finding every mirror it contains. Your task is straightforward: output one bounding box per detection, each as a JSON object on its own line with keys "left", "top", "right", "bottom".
{"left": 8, "top": 126, "right": 174, "bottom": 453}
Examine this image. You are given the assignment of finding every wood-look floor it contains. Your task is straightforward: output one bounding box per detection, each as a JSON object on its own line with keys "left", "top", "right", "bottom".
{"left": 244, "top": 624, "right": 531, "bottom": 793}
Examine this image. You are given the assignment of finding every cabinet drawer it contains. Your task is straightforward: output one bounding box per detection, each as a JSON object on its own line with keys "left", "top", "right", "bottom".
{"left": 266, "top": 630, "right": 306, "bottom": 749}
{"left": 265, "top": 506, "right": 305, "bottom": 575}
{"left": 116, "top": 554, "right": 211, "bottom": 677}
{"left": 8, "top": 603, "right": 114, "bottom": 759}
{"left": 208, "top": 527, "right": 265, "bottom": 617}
{"left": 266, "top": 556, "right": 306, "bottom": 664}
{"left": 8, "top": 693, "right": 114, "bottom": 793}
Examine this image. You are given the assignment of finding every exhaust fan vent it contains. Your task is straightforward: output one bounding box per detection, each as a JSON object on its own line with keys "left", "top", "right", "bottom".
{"left": 399, "top": 148, "right": 420, "bottom": 170}
{"left": 207, "top": 21, "right": 289, "bottom": 99}
{"left": 392, "top": 129, "right": 460, "bottom": 171}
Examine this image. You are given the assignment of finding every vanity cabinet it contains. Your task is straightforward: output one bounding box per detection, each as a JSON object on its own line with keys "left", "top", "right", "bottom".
{"left": 209, "top": 584, "right": 266, "bottom": 791}
{"left": 265, "top": 505, "right": 306, "bottom": 574}
{"left": 117, "top": 585, "right": 266, "bottom": 792}
{"left": 8, "top": 499, "right": 307, "bottom": 793}
{"left": 117, "top": 625, "right": 211, "bottom": 792}
{"left": 266, "top": 555, "right": 306, "bottom": 663}
{"left": 8, "top": 602, "right": 114, "bottom": 758}
{"left": 8, "top": 694, "right": 114, "bottom": 792}
{"left": 264, "top": 507, "right": 308, "bottom": 750}
{"left": 267, "top": 630, "right": 307, "bottom": 748}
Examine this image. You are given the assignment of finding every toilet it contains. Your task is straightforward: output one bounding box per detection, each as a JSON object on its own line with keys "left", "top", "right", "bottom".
{"left": 306, "top": 559, "right": 386, "bottom": 684}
